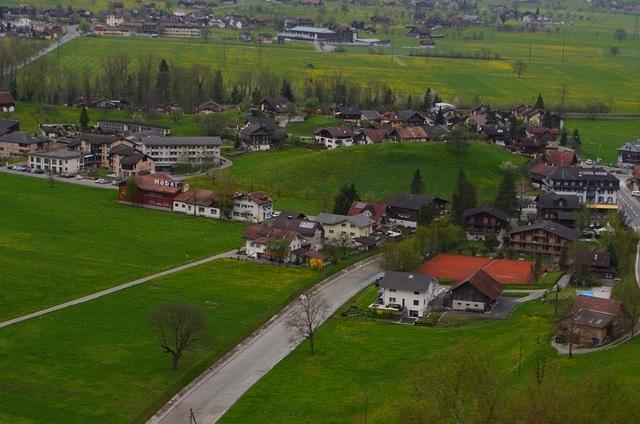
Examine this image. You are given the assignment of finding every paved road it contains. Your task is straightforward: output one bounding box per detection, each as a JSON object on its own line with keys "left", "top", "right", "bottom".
{"left": 0, "top": 166, "right": 118, "bottom": 189}
{"left": 149, "top": 256, "right": 382, "bottom": 424}
{"left": 0, "top": 250, "right": 236, "bottom": 330}
{"left": 614, "top": 173, "right": 640, "bottom": 231}
{"left": 1, "top": 25, "right": 79, "bottom": 77}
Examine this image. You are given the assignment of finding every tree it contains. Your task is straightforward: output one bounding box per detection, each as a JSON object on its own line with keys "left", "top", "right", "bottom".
{"left": 155, "top": 59, "right": 170, "bottom": 103}
{"left": 610, "top": 46, "right": 620, "bottom": 56}
{"left": 418, "top": 203, "right": 438, "bottom": 226}
{"left": 149, "top": 303, "right": 209, "bottom": 370}
{"left": 230, "top": 85, "right": 242, "bottom": 104}
{"left": 513, "top": 59, "right": 527, "bottom": 78}
{"left": 410, "top": 169, "right": 424, "bottom": 194}
{"left": 586, "top": 100, "right": 609, "bottom": 119}
{"left": 125, "top": 177, "right": 140, "bottom": 205}
{"left": 447, "top": 126, "right": 472, "bottom": 154}
{"left": 434, "top": 107, "right": 445, "bottom": 125}
{"left": 381, "top": 239, "right": 422, "bottom": 272}
{"left": 485, "top": 234, "right": 499, "bottom": 252}
{"left": 534, "top": 93, "right": 544, "bottom": 109}
{"left": 422, "top": 88, "right": 433, "bottom": 110}
{"left": 286, "top": 292, "right": 330, "bottom": 354}
{"left": 267, "top": 239, "right": 290, "bottom": 263}
{"left": 451, "top": 170, "right": 477, "bottom": 225}
{"left": 571, "top": 129, "right": 582, "bottom": 149}
{"left": 614, "top": 28, "right": 627, "bottom": 43}
{"left": 214, "top": 170, "right": 237, "bottom": 219}
{"left": 494, "top": 173, "right": 518, "bottom": 216}
{"left": 616, "top": 280, "right": 640, "bottom": 337}
{"left": 559, "top": 128, "right": 568, "bottom": 146}
{"left": 333, "top": 184, "right": 360, "bottom": 214}
{"left": 79, "top": 106, "right": 89, "bottom": 129}
{"left": 212, "top": 69, "right": 224, "bottom": 103}
{"left": 281, "top": 79, "right": 295, "bottom": 102}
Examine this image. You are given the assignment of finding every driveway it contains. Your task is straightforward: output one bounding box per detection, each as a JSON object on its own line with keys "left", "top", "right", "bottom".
{"left": 0, "top": 166, "right": 117, "bottom": 190}
{"left": 148, "top": 256, "right": 382, "bottom": 424}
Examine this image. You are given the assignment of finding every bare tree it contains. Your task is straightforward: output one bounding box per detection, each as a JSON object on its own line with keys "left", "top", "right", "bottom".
{"left": 286, "top": 292, "right": 330, "bottom": 354}
{"left": 149, "top": 303, "right": 209, "bottom": 370}
{"left": 513, "top": 59, "right": 527, "bottom": 78}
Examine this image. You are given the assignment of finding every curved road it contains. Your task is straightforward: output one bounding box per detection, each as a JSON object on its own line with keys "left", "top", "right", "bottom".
{"left": 149, "top": 256, "right": 382, "bottom": 424}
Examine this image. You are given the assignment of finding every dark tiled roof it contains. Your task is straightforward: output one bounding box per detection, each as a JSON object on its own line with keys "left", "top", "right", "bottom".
{"left": 0, "top": 131, "right": 47, "bottom": 144}
{"left": 315, "top": 126, "right": 358, "bottom": 138}
{"left": 379, "top": 271, "right": 436, "bottom": 292}
{"left": 509, "top": 221, "right": 580, "bottom": 241}
{"left": 387, "top": 193, "right": 447, "bottom": 209}
{"left": 546, "top": 166, "right": 617, "bottom": 183}
{"left": 575, "top": 250, "right": 611, "bottom": 268}
{"left": 536, "top": 192, "right": 581, "bottom": 210}
{"left": 451, "top": 269, "right": 503, "bottom": 300}
{"left": 462, "top": 205, "right": 511, "bottom": 221}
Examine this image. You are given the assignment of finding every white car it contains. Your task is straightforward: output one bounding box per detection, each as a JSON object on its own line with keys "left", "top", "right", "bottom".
{"left": 585, "top": 159, "right": 594, "bottom": 165}
{"left": 94, "top": 178, "right": 109, "bottom": 184}
{"left": 632, "top": 191, "right": 640, "bottom": 197}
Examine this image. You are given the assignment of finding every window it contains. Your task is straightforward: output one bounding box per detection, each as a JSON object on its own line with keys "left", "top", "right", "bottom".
{"left": 413, "top": 300, "right": 419, "bottom": 306}
{"left": 413, "top": 291, "right": 420, "bottom": 295}
{"left": 389, "top": 289, "right": 396, "bottom": 292}
{"left": 389, "top": 297, "right": 396, "bottom": 303}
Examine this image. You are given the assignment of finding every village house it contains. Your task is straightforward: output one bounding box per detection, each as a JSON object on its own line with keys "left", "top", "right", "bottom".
{"left": 556, "top": 295, "right": 628, "bottom": 348}
{"left": 232, "top": 191, "right": 273, "bottom": 222}
{"left": 0, "top": 91, "right": 15, "bottom": 112}
{"left": 315, "top": 212, "right": 374, "bottom": 243}
{"left": 347, "top": 201, "right": 388, "bottom": 225}
{"left": 378, "top": 271, "right": 440, "bottom": 318}
{"left": 28, "top": 150, "right": 85, "bottom": 174}
{"left": 396, "top": 110, "right": 430, "bottom": 126}
{"left": 266, "top": 212, "right": 325, "bottom": 251}
{"left": 390, "top": 126, "right": 428, "bottom": 143}
{"left": 173, "top": 189, "right": 221, "bottom": 219}
{"left": 0, "top": 131, "right": 48, "bottom": 158}
{"left": 507, "top": 221, "right": 580, "bottom": 260}
{"left": 195, "top": 100, "right": 224, "bottom": 114}
{"left": 259, "top": 97, "right": 289, "bottom": 115}
{"left": 462, "top": 206, "right": 511, "bottom": 240}
{"left": 360, "top": 110, "right": 382, "bottom": 123}
{"left": 536, "top": 192, "right": 581, "bottom": 228}
{"left": 617, "top": 140, "right": 640, "bottom": 166}
{"left": 387, "top": 193, "right": 448, "bottom": 228}
{"left": 544, "top": 147, "right": 577, "bottom": 168}
{"left": 242, "top": 225, "right": 304, "bottom": 263}
{"left": 108, "top": 143, "right": 155, "bottom": 177}
{"left": 239, "top": 117, "right": 284, "bottom": 151}
{"left": 314, "top": 127, "right": 359, "bottom": 149}
{"left": 574, "top": 250, "right": 616, "bottom": 279}
{"left": 360, "top": 128, "right": 390, "bottom": 144}
{"left": 448, "top": 269, "right": 503, "bottom": 313}
{"left": 333, "top": 105, "right": 362, "bottom": 122}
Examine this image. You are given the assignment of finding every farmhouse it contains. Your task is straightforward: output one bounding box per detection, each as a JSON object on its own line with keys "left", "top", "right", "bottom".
{"left": 240, "top": 118, "right": 284, "bottom": 151}
{"left": 28, "top": 150, "right": 85, "bottom": 174}
{"left": 387, "top": 193, "right": 448, "bottom": 228}
{"left": 396, "top": 110, "right": 430, "bottom": 126}
{"left": 259, "top": 97, "right": 289, "bottom": 115}
{"left": 315, "top": 213, "right": 374, "bottom": 243}
{"left": 557, "top": 295, "right": 628, "bottom": 347}
{"left": 617, "top": 140, "right": 640, "bottom": 165}
{"left": 232, "top": 191, "right": 273, "bottom": 222}
{"left": 390, "top": 126, "right": 428, "bottom": 142}
{"left": 118, "top": 172, "right": 184, "bottom": 210}
{"left": 0, "top": 131, "right": 49, "bottom": 158}
{"left": 360, "top": 128, "right": 390, "bottom": 144}
{"left": 196, "top": 100, "right": 224, "bottom": 114}
{"left": 243, "top": 225, "right": 304, "bottom": 263}
{"left": 173, "top": 189, "right": 221, "bottom": 218}
{"left": 333, "top": 105, "right": 362, "bottom": 122}
{"left": 448, "top": 270, "right": 503, "bottom": 313}
{"left": 314, "top": 127, "right": 359, "bottom": 149}
{"left": 462, "top": 205, "right": 511, "bottom": 240}
{"left": 0, "top": 91, "right": 15, "bottom": 112}
{"left": 507, "top": 221, "right": 580, "bottom": 259}
{"left": 536, "top": 192, "right": 581, "bottom": 228}
{"left": 378, "top": 271, "right": 440, "bottom": 318}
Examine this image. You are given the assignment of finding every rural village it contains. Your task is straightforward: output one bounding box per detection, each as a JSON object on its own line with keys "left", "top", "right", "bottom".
{"left": 1, "top": 0, "right": 640, "bottom": 423}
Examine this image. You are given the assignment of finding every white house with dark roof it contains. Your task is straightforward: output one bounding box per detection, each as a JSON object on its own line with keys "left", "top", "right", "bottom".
{"left": 314, "top": 127, "right": 359, "bottom": 149}
{"left": 315, "top": 212, "right": 374, "bottom": 243}
{"left": 617, "top": 140, "right": 640, "bottom": 165}
{"left": 133, "top": 136, "right": 222, "bottom": 170}
{"left": 378, "top": 271, "right": 440, "bottom": 318}
{"left": 232, "top": 191, "right": 273, "bottom": 223}
{"left": 543, "top": 167, "right": 619, "bottom": 206}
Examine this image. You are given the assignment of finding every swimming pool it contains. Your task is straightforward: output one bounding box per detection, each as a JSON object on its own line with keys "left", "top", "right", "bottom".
{"left": 580, "top": 290, "right": 594, "bottom": 297}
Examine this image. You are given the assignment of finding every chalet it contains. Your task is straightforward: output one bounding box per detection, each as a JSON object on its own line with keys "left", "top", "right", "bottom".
{"left": 334, "top": 105, "right": 362, "bottom": 122}
{"left": 232, "top": 191, "right": 273, "bottom": 222}
{"left": 378, "top": 271, "right": 440, "bottom": 318}
{"left": 314, "top": 127, "right": 359, "bottom": 149}
{"left": 240, "top": 118, "right": 284, "bottom": 151}
{"left": 574, "top": 250, "right": 615, "bottom": 279}
{"left": 361, "top": 128, "right": 390, "bottom": 144}
{"left": 381, "top": 111, "right": 400, "bottom": 126}
{"left": 360, "top": 110, "right": 382, "bottom": 122}
{"left": 617, "top": 140, "right": 640, "bottom": 166}
{"left": 173, "top": 189, "right": 221, "bottom": 219}
{"left": 315, "top": 213, "right": 374, "bottom": 243}
{"left": 396, "top": 110, "right": 429, "bottom": 126}
{"left": 196, "top": 100, "right": 224, "bottom": 114}
{"left": 267, "top": 212, "right": 325, "bottom": 251}
{"left": 544, "top": 167, "right": 619, "bottom": 206}
{"left": 108, "top": 143, "right": 155, "bottom": 178}
{"left": 536, "top": 192, "right": 581, "bottom": 228}
{"left": 390, "top": 126, "right": 428, "bottom": 142}
{"left": 517, "top": 136, "right": 547, "bottom": 155}
{"left": 448, "top": 270, "right": 503, "bottom": 313}
{"left": 557, "top": 295, "right": 628, "bottom": 347}
{"left": 259, "top": 97, "right": 289, "bottom": 115}
{"left": 347, "top": 201, "right": 388, "bottom": 224}
{"left": 0, "top": 119, "right": 19, "bottom": 136}
{"left": 243, "top": 225, "right": 304, "bottom": 263}
{"left": 507, "top": 221, "right": 580, "bottom": 260}
{"left": 387, "top": 193, "right": 448, "bottom": 228}
{"left": 0, "top": 91, "right": 15, "bottom": 112}
{"left": 0, "top": 131, "right": 48, "bottom": 158}
{"left": 462, "top": 206, "right": 511, "bottom": 240}
{"left": 526, "top": 127, "right": 559, "bottom": 144}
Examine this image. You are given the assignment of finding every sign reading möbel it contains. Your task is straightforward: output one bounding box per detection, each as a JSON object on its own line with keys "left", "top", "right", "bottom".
{"left": 154, "top": 178, "right": 178, "bottom": 187}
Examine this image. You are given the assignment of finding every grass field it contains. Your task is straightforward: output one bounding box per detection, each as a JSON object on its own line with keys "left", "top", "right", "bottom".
{"left": 191, "top": 142, "right": 527, "bottom": 213}
{"left": 564, "top": 118, "right": 640, "bottom": 163}
{"left": 0, "top": 259, "right": 327, "bottom": 423}
{"left": 220, "top": 291, "right": 640, "bottom": 423}
{"left": 0, "top": 173, "right": 245, "bottom": 320}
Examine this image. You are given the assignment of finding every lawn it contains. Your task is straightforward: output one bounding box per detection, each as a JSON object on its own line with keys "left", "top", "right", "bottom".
{"left": 191, "top": 141, "right": 526, "bottom": 213}
{"left": 0, "top": 173, "right": 245, "bottom": 320}
{"left": 0, "top": 259, "right": 331, "bottom": 423}
{"left": 564, "top": 118, "right": 640, "bottom": 164}
{"left": 220, "top": 290, "right": 640, "bottom": 423}
{"left": 287, "top": 115, "right": 342, "bottom": 137}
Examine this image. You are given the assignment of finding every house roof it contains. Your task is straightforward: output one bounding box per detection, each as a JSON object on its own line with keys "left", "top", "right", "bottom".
{"left": 536, "top": 192, "right": 581, "bottom": 210}
{"left": 396, "top": 110, "right": 427, "bottom": 122}
{"left": 0, "top": 131, "right": 48, "bottom": 144}
{"left": 120, "top": 151, "right": 148, "bottom": 166}
{"left": 289, "top": 26, "right": 334, "bottom": 34}
{"left": 575, "top": 250, "right": 612, "bottom": 268}
{"left": 387, "top": 193, "right": 447, "bottom": 210}
{"left": 315, "top": 126, "right": 358, "bottom": 138}
{"left": 132, "top": 172, "right": 182, "bottom": 194}
{"left": 0, "top": 91, "right": 15, "bottom": 106}
{"left": 379, "top": 271, "right": 436, "bottom": 292}
{"left": 546, "top": 166, "right": 617, "bottom": 183}
{"left": 0, "top": 119, "right": 19, "bottom": 135}
{"left": 393, "top": 126, "right": 428, "bottom": 140}
{"left": 361, "top": 128, "right": 389, "bottom": 143}
{"left": 196, "top": 100, "right": 224, "bottom": 112}
{"left": 174, "top": 189, "right": 217, "bottom": 206}
{"left": 573, "top": 309, "right": 616, "bottom": 328}
{"left": 236, "top": 191, "right": 273, "bottom": 205}
{"left": 138, "top": 136, "right": 222, "bottom": 146}
{"left": 617, "top": 140, "right": 640, "bottom": 152}
{"left": 271, "top": 214, "right": 322, "bottom": 237}
{"left": 242, "top": 225, "right": 300, "bottom": 244}
{"left": 315, "top": 212, "right": 374, "bottom": 228}
{"left": 462, "top": 205, "right": 511, "bottom": 221}
{"left": 545, "top": 148, "right": 576, "bottom": 167}
{"left": 347, "top": 201, "right": 387, "bottom": 221}
{"left": 509, "top": 221, "right": 580, "bottom": 241}
{"left": 571, "top": 295, "right": 624, "bottom": 328}
{"left": 30, "top": 149, "right": 83, "bottom": 159}
{"left": 336, "top": 105, "right": 361, "bottom": 116}
{"left": 451, "top": 269, "right": 503, "bottom": 300}
{"left": 360, "top": 110, "right": 382, "bottom": 121}
{"left": 74, "top": 133, "right": 121, "bottom": 145}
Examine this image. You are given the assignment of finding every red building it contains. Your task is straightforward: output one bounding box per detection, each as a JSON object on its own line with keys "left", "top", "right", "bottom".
{"left": 118, "top": 172, "right": 183, "bottom": 210}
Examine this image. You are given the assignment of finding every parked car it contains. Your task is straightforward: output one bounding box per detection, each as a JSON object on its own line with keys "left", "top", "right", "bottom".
{"left": 632, "top": 191, "right": 640, "bottom": 197}
{"left": 94, "top": 178, "right": 109, "bottom": 184}
{"left": 30, "top": 168, "right": 44, "bottom": 174}
{"left": 75, "top": 175, "right": 83, "bottom": 180}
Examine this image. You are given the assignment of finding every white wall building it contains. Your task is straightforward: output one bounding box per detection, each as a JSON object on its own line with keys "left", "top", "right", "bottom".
{"left": 378, "top": 271, "right": 439, "bottom": 318}
{"left": 315, "top": 213, "right": 374, "bottom": 242}
{"left": 29, "top": 150, "right": 85, "bottom": 174}
{"left": 172, "top": 189, "right": 221, "bottom": 218}
{"left": 232, "top": 192, "right": 274, "bottom": 223}
{"left": 134, "top": 136, "right": 222, "bottom": 170}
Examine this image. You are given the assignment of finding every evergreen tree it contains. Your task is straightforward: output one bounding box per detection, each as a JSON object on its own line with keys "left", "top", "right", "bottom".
{"left": 572, "top": 129, "right": 582, "bottom": 149}
{"left": 541, "top": 110, "right": 552, "bottom": 127}
{"left": 251, "top": 87, "right": 262, "bottom": 105}
{"left": 155, "top": 59, "right": 170, "bottom": 103}
{"left": 383, "top": 86, "right": 394, "bottom": 106}
{"left": 333, "top": 184, "right": 360, "bottom": 214}
{"left": 451, "top": 170, "right": 478, "bottom": 225}
{"left": 410, "top": 169, "right": 424, "bottom": 194}
{"left": 494, "top": 173, "right": 518, "bottom": 216}
{"left": 212, "top": 70, "right": 224, "bottom": 103}
{"left": 534, "top": 93, "right": 544, "bottom": 109}
{"left": 434, "top": 107, "right": 445, "bottom": 125}
{"left": 418, "top": 203, "right": 438, "bottom": 226}
{"left": 79, "top": 106, "right": 89, "bottom": 129}
{"left": 230, "top": 85, "right": 242, "bottom": 104}
{"left": 559, "top": 128, "right": 568, "bottom": 146}
{"left": 281, "top": 79, "right": 295, "bottom": 102}
{"left": 422, "top": 88, "right": 433, "bottom": 110}
{"left": 406, "top": 94, "right": 413, "bottom": 110}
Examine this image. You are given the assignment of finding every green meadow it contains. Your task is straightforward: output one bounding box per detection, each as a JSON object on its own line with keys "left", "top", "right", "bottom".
{"left": 191, "top": 142, "right": 526, "bottom": 213}
{"left": 565, "top": 118, "right": 640, "bottom": 163}
{"left": 0, "top": 173, "right": 245, "bottom": 320}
